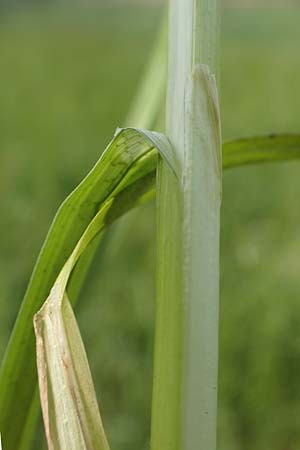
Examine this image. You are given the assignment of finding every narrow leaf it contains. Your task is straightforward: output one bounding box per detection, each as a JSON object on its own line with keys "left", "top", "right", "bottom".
{"left": 33, "top": 127, "right": 176, "bottom": 449}
{"left": 223, "top": 134, "right": 300, "bottom": 168}
{"left": 0, "top": 127, "right": 173, "bottom": 450}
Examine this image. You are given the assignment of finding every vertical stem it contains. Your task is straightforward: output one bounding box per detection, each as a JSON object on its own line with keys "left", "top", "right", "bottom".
{"left": 151, "top": 1, "right": 221, "bottom": 450}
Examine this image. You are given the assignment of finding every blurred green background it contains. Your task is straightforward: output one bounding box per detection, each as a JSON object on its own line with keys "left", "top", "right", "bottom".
{"left": 1, "top": 1, "right": 300, "bottom": 449}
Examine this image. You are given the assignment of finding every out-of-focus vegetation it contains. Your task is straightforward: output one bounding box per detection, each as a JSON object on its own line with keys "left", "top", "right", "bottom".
{"left": 0, "top": 3, "right": 300, "bottom": 450}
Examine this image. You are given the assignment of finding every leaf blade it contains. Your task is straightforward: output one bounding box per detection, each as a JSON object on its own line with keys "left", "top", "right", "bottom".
{"left": 0, "top": 127, "right": 173, "bottom": 450}
{"left": 223, "top": 134, "right": 300, "bottom": 168}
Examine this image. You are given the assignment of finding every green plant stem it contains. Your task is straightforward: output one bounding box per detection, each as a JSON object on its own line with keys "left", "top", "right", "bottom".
{"left": 151, "top": 1, "right": 221, "bottom": 449}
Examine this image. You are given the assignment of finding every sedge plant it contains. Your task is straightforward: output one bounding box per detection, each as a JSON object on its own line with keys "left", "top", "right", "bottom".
{"left": 1, "top": 1, "right": 300, "bottom": 449}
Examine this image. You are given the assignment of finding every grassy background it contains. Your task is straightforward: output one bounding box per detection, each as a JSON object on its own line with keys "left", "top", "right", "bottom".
{"left": 1, "top": 3, "right": 300, "bottom": 449}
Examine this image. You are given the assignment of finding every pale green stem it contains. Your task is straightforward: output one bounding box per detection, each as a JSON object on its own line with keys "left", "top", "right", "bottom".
{"left": 151, "top": 1, "right": 221, "bottom": 450}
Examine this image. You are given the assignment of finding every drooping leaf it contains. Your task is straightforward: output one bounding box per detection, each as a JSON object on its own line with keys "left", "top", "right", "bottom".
{"left": 0, "top": 127, "right": 174, "bottom": 450}
{"left": 32, "top": 135, "right": 171, "bottom": 447}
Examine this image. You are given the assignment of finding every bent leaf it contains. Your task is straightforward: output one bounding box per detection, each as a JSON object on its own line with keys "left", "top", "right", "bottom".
{"left": 0, "top": 127, "right": 174, "bottom": 450}
{"left": 1, "top": 130, "right": 300, "bottom": 449}
{"left": 33, "top": 127, "right": 176, "bottom": 450}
